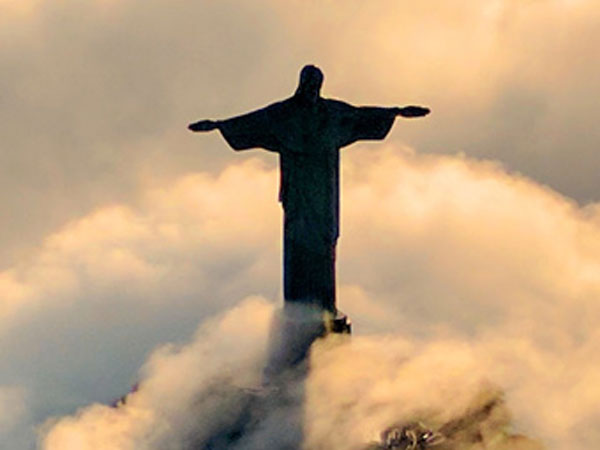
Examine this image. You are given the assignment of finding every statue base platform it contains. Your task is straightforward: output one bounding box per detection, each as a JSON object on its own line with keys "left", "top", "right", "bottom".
{"left": 330, "top": 310, "right": 351, "bottom": 334}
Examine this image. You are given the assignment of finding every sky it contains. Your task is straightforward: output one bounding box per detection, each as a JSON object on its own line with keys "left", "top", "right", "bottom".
{"left": 2, "top": 0, "right": 600, "bottom": 449}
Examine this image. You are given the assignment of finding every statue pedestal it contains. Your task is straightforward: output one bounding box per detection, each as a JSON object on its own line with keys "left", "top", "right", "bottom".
{"left": 330, "top": 310, "right": 351, "bottom": 334}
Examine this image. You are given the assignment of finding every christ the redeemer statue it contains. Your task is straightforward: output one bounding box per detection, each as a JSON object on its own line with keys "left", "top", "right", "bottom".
{"left": 189, "top": 65, "right": 429, "bottom": 316}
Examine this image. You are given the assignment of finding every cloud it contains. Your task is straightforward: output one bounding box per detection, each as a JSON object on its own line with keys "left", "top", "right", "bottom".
{"left": 340, "top": 148, "right": 600, "bottom": 335}
{"left": 40, "top": 298, "right": 274, "bottom": 450}
{"left": 2, "top": 0, "right": 600, "bottom": 266}
{"left": 0, "top": 158, "right": 281, "bottom": 449}
{"left": 0, "top": 0, "right": 291, "bottom": 265}
{"left": 336, "top": 148, "right": 600, "bottom": 448}
{"left": 38, "top": 303, "right": 530, "bottom": 450}
{"left": 1, "top": 159, "right": 280, "bottom": 333}
{"left": 1, "top": 147, "right": 599, "bottom": 448}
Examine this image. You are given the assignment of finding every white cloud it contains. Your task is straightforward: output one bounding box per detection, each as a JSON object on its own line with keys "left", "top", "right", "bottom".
{"left": 41, "top": 298, "right": 274, "bottom": 450}
{"left": 0, "top": 159, "right": 281, "bottom": 449}
{"left": 0, "top": 148, "right": 597, "bottom": 448}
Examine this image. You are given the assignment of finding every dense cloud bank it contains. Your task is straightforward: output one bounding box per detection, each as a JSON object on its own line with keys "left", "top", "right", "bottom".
{"left": 41, "top": 298, "right": 275, "bottom": 450}
{"left": 2, "top": 149, "right": 600, "bottom": 448}
{"left": 40, "top": 301, "right": 543, "bottom": 450}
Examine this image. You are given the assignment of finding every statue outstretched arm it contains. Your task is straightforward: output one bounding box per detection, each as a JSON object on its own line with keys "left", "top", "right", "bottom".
{"left": 393, "top": 106, "right": 430, "bottom": 118}
{"left": 332, "top": 101, "right": 430, "bottom": 148}
{"left": 188, "top": 106, "right": 280, "bottom": 152}
{"left": 188, "top": 119, "right": 222, "bottom": 132}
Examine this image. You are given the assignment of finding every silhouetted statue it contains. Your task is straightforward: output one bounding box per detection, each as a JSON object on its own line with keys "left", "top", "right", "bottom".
{"left": 189, "top": 65, "right": 429, "bottom": 314}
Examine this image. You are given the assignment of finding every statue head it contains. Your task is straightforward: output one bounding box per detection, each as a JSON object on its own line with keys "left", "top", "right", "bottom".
{"left": 295, "top": 65, "right": 323, "bottom": 102}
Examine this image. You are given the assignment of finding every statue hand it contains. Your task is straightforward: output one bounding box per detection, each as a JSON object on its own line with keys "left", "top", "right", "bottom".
{"left": 188, "top": 120, "right": 218, "bottom": 132}
{"left": 396, "top": 106, "right": 430, "bottom": 118}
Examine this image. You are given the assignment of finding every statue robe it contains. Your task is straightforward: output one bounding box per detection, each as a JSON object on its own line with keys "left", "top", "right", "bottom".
{"left": 218, "top": 95, "right": 397, "bottom": 311}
